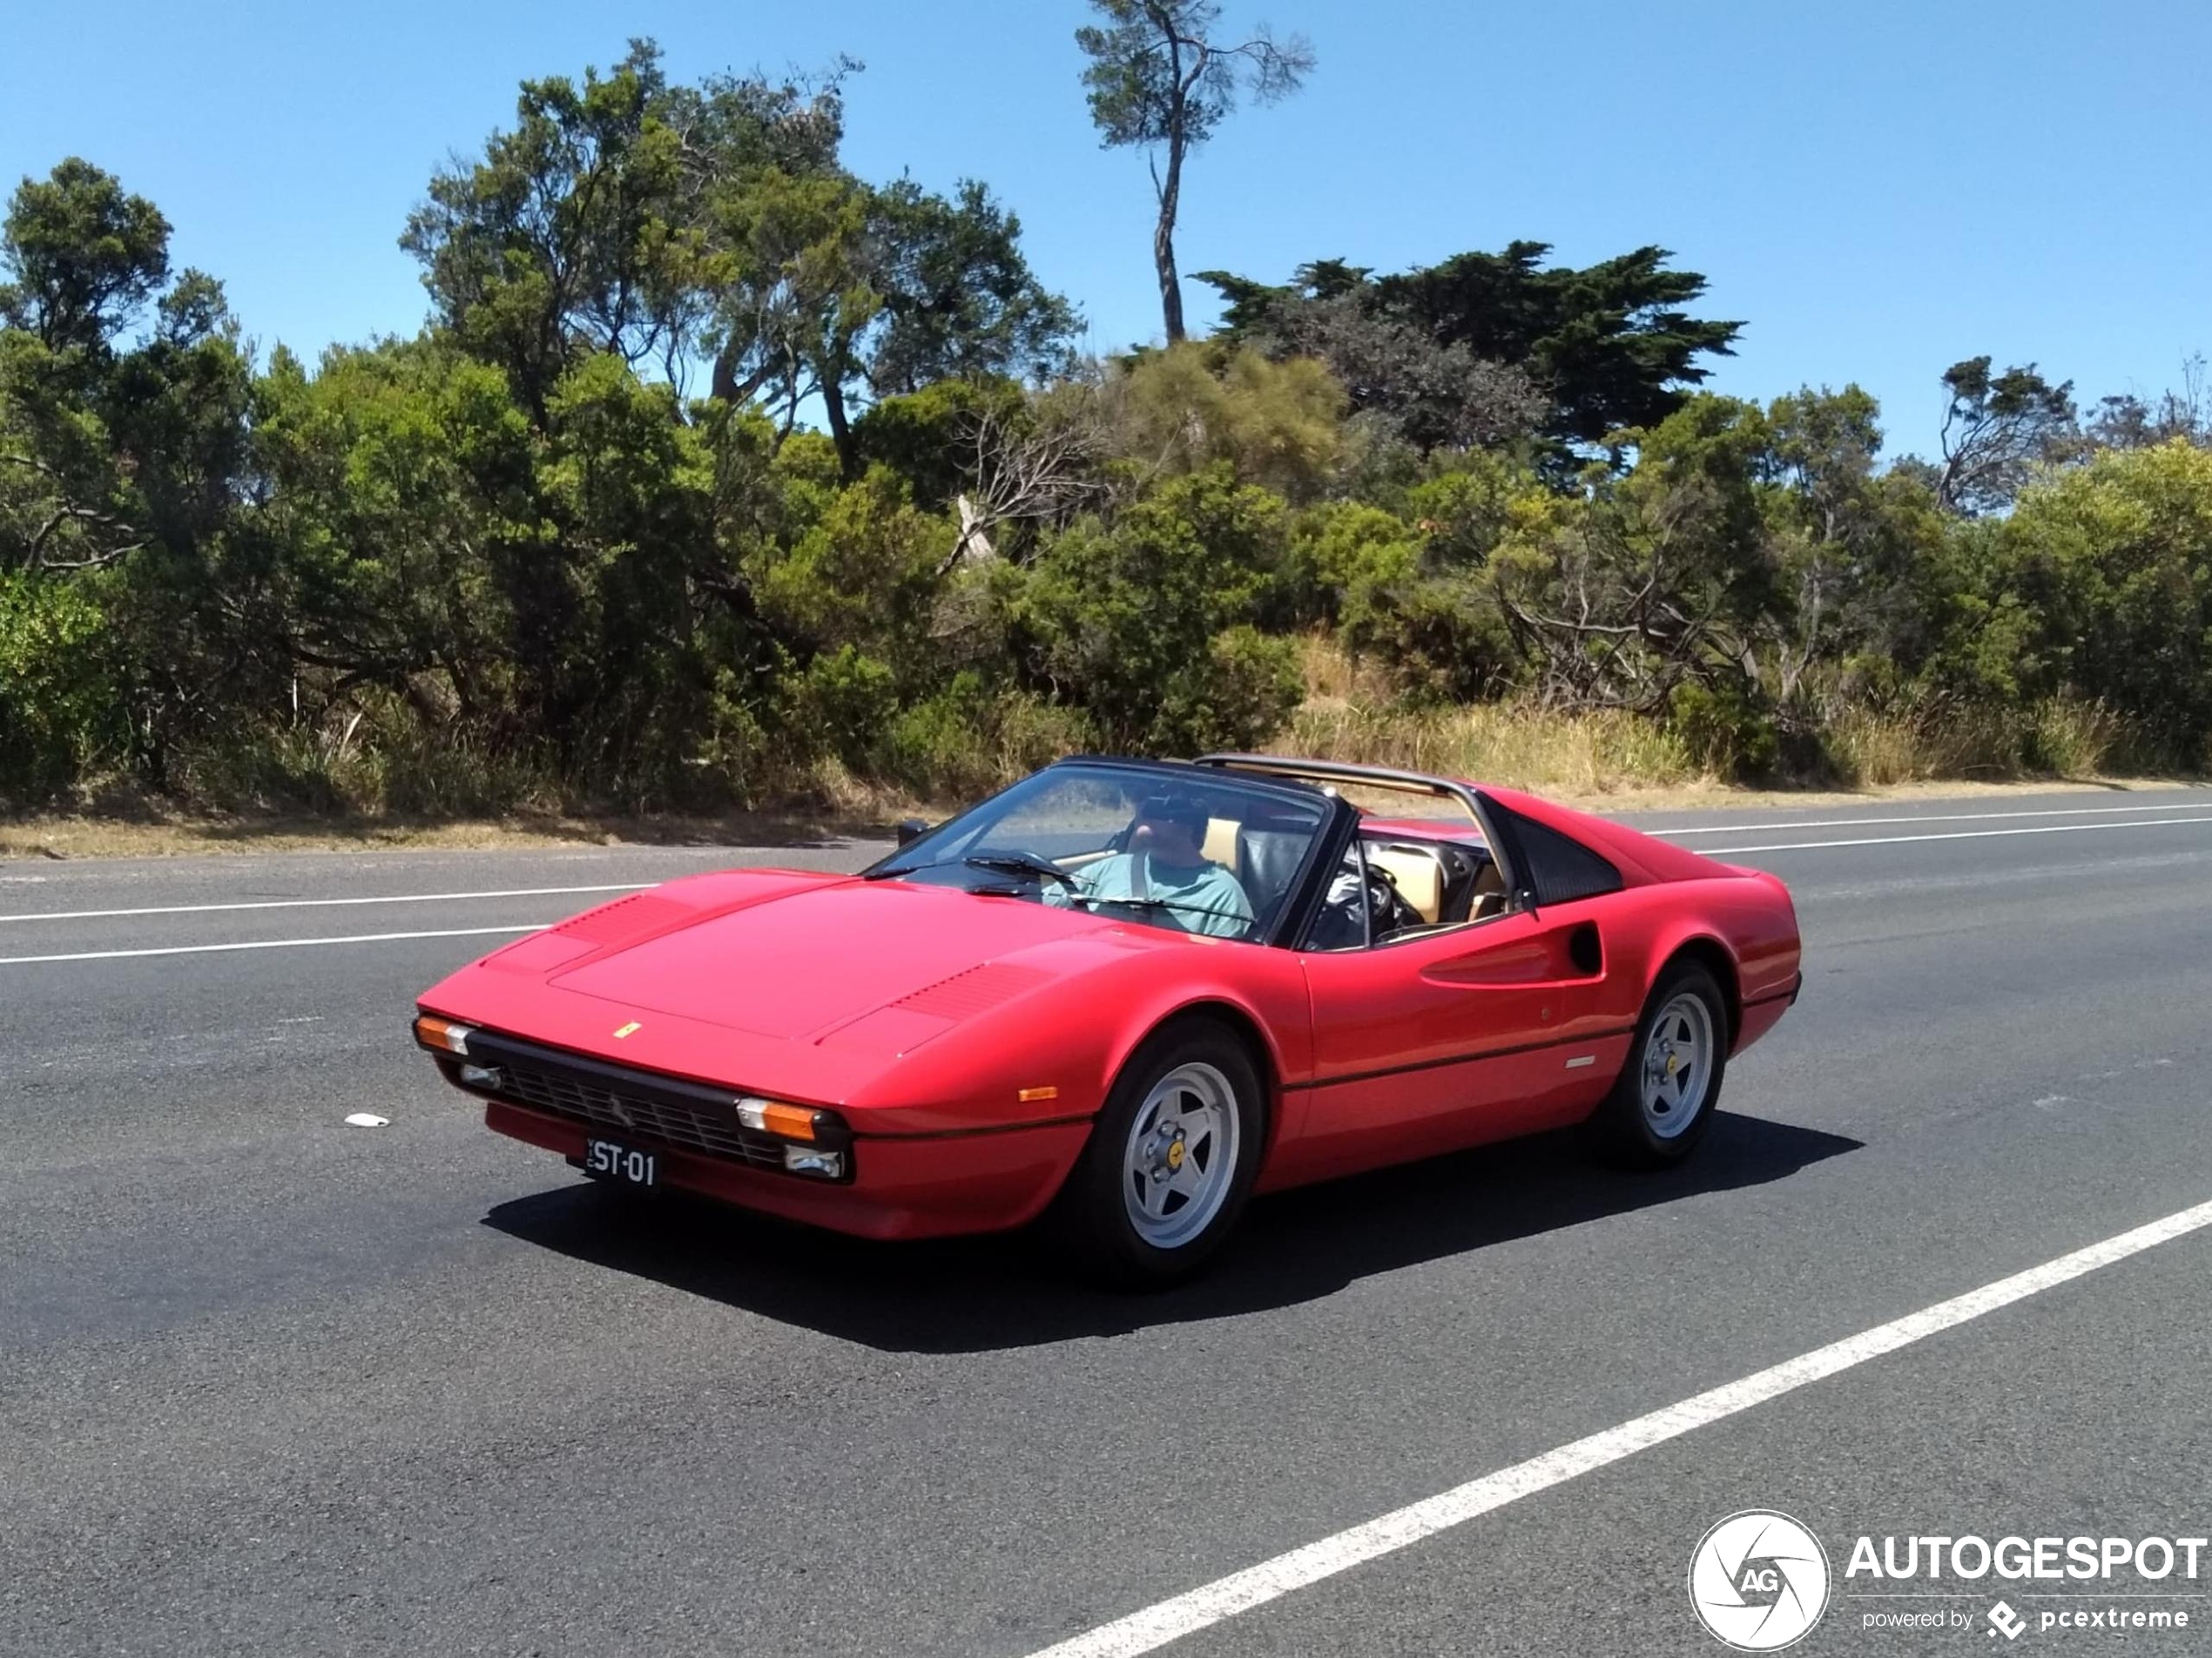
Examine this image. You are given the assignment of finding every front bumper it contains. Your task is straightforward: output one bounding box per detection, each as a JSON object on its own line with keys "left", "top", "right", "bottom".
{"left": 484, "top": 1098, "right": 1090, "bottom": 1241}
{"left": 419, "top": 1015, "right": 1096, "bottom": 1240}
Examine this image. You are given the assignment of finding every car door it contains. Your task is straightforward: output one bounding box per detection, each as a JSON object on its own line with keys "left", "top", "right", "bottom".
{"left": 1280, "top": 889, "right": 1629, "bottom": 1186}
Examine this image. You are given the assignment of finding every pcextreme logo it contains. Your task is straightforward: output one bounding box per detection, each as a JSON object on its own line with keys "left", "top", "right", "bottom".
{"left": 1689, "top": 1510, "right": 1832, "bottom": 1651}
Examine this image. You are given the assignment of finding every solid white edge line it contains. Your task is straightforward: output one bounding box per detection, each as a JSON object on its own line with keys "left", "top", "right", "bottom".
{"left": 0, "top": 924, "right": 548, "bottom": 966}
{"left": 1028, "top": 1194, "right": 2212, "bottom": 1658}
{"left": 0, "top": 882, "right": 651, "bottom": 925}
{"left": 1655, "top": 799, "right": 2212, "bottom": 836}
{"left": 1705, "top": 815, "right": 2212, "bottom": 856}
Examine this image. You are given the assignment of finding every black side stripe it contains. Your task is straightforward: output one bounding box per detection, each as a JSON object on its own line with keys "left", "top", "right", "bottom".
{"left": 857, "top": 1112, "right": 1096, "bottom": 1142}
{"left": 1284, "top": 1025, "right": 1639, "bottom": 1093}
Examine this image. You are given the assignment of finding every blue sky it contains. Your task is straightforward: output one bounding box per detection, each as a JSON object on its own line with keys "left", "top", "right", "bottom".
{"left": 4, "top": 0, "right": 2207, "bottom": 456}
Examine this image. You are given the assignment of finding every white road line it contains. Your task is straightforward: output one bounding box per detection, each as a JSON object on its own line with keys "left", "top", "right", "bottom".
{"left": 1706, "top": 815, "right": 2212, "bottom": 856}
{"left": 0, "top": 924, "right": 546, "bottom": 967}
{"left": 1656, "top": 799, "right": 2212, "bottom": 836}
{"left": 1028, "top": 1194, "right": 2212, "bottom": 1658}
{"left": 0, "top": 882, "right": 650, "bottom": 925}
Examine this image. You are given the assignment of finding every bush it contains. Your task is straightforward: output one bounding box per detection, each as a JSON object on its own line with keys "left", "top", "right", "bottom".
{"left": 1154, "top": 626, "right": 1304, "bottom": 756}
{"left": 1013, "top": 466, "right": 1294, "bottom": 752}
{"left": 1109, "top": 345, "right": 1346, "bottom": 503}
{"left": 851, "top": 378, "right": 1027, "bottom": 509}
{"left": 0, "top": 574, "right": 123, "bottom": 801}
{"left": 782, "top": 647, "right": 900, "bottom": 771}
{"left": 877, "top": 673, "right": 1091, "bottom": 799}
{"left": 1668, "top": 682, "right": 1781, "bottom": 779}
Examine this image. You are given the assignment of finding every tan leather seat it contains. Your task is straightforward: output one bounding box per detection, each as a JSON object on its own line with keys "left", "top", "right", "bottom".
{"left": 1203, "top": 817, "right": 1243, "bottom": 876}
{"left": 1364, "top": 843, "right": 1445, "bottom": 924}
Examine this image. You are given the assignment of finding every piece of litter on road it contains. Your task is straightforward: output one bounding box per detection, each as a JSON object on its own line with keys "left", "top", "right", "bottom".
{"left": 344, "top": 1113, "right": 389, "bottom": 1129}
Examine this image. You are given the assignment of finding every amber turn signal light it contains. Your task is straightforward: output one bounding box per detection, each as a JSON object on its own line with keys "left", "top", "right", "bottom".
{"left": 414, "top": 1014, "right": 473, "bottom": 1055}
{"left": 735, "top": 1096, "right": 823, "bottom": 1142}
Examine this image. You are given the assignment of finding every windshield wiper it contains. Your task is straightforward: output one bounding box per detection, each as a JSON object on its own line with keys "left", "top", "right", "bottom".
{"left": 962, "top": 851, "right": 1080, "bottom": 888}
{"left": 864, "top": 852, "right": 1078, "bottom": 888}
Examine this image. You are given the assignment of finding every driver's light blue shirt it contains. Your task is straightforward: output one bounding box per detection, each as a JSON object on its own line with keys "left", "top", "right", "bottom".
{"left": 1044, "top": 853, "right": 1254, "bottom": 939}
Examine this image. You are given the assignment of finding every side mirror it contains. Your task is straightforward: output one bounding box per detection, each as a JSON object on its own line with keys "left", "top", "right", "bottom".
{"left": 895, "top": 817, "right": 930, "bottom": 847}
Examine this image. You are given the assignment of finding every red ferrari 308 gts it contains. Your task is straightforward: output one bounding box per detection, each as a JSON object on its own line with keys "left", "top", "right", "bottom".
{"left": 414, "top": 755, "right": 1801, "bottom": 1284}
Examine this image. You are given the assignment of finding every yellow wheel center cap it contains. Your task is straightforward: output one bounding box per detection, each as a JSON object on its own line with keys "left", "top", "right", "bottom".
{"left": 1166, "top": 1140, "right": 1186, "bottom": 1171}
{"left": 1666, "top": 1053, "right": 1679, "bottom": 1076}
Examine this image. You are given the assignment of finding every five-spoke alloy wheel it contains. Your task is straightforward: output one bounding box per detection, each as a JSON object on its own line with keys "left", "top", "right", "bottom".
{"left": 1054, "top": 1018, "right": 1264, "bottom": 1288}
{"left": 1587, "top": 960, "right": 1729, "bottom": 1167}
{"left": 1122, "top": 1061, "right": 1242, "bottom": 1250}
{"left": 1639, "top": 990, "right": 1715, "bottom": 1141}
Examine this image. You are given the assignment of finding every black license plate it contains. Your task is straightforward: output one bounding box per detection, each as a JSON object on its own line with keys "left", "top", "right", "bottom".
{"left": 583, "top": 1139, "right": 658, "bottom": 1189}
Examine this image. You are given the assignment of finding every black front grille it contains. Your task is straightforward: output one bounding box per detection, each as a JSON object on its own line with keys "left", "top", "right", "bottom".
{"left": 496, "top": 1062, "right": 789, "bottom": 1170}
{"left": 437, "top": 1025, "right": 850, "bottom": 1180}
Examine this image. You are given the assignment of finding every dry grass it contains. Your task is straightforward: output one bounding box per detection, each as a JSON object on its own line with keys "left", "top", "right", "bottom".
{"left": 1282, "top": 700, "right": 1701, "bottom": 797}
{"left": 1823, "top": 697, "right": 2155, "bottom": 787}
{"left": 1281, "top": 635, "right": 1703, "bottom": 797}
{"left": 0, "top": 805, "right": 900, "bottom": 861}
{"left": 7, "top": 763, "right": 2195, "bottom": 860}
{"left": 6, "top": 647, "right": 2198, "bottom": 859}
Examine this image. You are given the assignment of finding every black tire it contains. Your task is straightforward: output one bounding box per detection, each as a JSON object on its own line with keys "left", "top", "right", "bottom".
{"left": 1049, "top": 1017, "right": 1267, "bottom": 1289}
{"left": 1583, "top": 960, "right": 1729, "bottom": 1168}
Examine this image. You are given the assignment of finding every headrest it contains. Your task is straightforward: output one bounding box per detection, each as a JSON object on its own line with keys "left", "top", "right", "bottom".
{"left": 1203, "top": 816, "right": 1243, "bottom": 874}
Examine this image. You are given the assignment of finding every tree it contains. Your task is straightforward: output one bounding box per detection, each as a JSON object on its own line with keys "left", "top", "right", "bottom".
{"left": 1, "top": 161, "right": 251, "bottom": 580}
{"left": 698, "top": 167, "right": 1075, "bottom": 473}
{"left": 1487, "top": 396, "right": 1777, "bottom": 716}
{"left": 0, "top": 158, "right": 171, "bottom": 355}
{"left": 1015, "top": 465, "right": 1301, "bottom": 751}
{"left": 865, "top": 179, "right": 1080, "bottom": 399}
{"left": 1985, "top": 440, "right": 2212, "bottom": 746}
{"left": 2087, "top": 355, "right": 2208, "bottom": 453}
{"left": 409, "top": 44, "right": 1075, "bottom": 475}
{"left": 1198, "top": 260, "right": 1544, "bottom": 453}
{"left": 1761, "top": 385, "right": 1947, "bottom": 694}
{"left": 1076, "top": 1, "right": 1313, "bottom": 344}
{"left": 402, "top": 42, "right": 692, "bottom": 416}
{"left": 1931, "top": 356, "right": 2078, "bottom": 516}
{"left": 1204, "top": 244, "right": 1740, "bottom": 462}
{"left": 1107, "top": 342, "right": 1345, "bottom": 502}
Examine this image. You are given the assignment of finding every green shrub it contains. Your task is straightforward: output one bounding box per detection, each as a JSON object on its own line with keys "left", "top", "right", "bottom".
{"left": 1014, "top": 466, "right": 1294, "bottom": 752}
{"left": 0, "top": 574, "right": 124, "bottom": 801}
{"left": 782, "top": 646, "right": 900, "bottom": 770}
{"left": 1668, "top": 682, "right": 1781, "bottom": 779}
{"left": 878, "top": 672, "right": 1091, "bottom": 799}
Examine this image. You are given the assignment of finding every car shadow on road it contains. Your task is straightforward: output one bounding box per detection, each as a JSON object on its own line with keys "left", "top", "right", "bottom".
{"left": 481, "top": 1109, "right": 1862, "bottom": 1353}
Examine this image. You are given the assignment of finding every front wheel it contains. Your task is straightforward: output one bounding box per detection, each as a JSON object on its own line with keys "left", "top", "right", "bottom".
{"left": 1584, "top": 961, "right": 1729, "bottom": 1167}
{"left": 1049, "top": 1019, "right": 1265, "bottom": 1288}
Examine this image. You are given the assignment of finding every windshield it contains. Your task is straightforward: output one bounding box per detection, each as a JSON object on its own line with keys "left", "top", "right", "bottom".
{"left": 868, "top": 765, "right": 1331, "bottom": 944}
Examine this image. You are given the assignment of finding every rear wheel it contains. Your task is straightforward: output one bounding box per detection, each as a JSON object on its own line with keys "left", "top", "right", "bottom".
{"left": 1585, "top": 960, "right": 1729, "bottom": 1167}
{"left": 1051, "top": 1019, "right": 1265, "bottom": 1288}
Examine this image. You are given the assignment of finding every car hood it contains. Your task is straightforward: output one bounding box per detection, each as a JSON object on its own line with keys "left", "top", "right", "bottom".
{"left": 541, "top": 873, "right": 1128, "bottom": 1040}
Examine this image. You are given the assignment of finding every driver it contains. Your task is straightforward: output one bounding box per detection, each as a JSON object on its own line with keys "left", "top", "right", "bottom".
{"left": 1045, "top": 792, "right": 1254, "bottom": 939}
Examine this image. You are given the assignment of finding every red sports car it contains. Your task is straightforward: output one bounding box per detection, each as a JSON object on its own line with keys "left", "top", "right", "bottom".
{"left": 413, "top": 756, "right": 1801, "bottom": 1284}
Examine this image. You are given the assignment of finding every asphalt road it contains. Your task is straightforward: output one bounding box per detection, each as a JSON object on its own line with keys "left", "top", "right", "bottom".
{"left": 6, "top": 788, "right": 2212, "bottom": 1656}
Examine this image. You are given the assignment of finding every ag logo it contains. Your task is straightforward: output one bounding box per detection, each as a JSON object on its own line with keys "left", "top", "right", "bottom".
{"left": 1689, "top": 1510, "right": 1831, "bottom": 1651}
